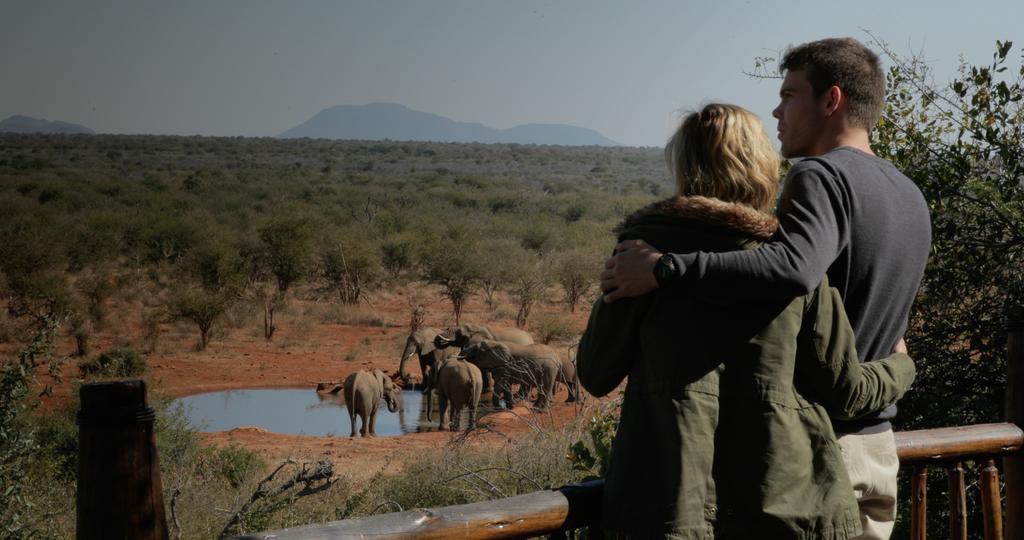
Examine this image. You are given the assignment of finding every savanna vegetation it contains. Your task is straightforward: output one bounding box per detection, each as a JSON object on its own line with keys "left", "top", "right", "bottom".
{"left": 873, "top": 38, "right": 1024, "bottom": 538}
{"left": 1, "top": 39, "right": 1022, "bottom": 539}
{"left": 0, "top": 133, "right": 663, "bottom": 537}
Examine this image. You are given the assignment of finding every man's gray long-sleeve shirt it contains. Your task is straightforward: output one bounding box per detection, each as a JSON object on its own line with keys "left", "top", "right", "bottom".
{"left": 667, "top": 147, "right": 931, "bottom": 434}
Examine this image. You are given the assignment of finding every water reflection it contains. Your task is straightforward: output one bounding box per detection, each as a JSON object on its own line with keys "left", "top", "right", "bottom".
{"left": 173, "top": 388, "right": 490, "bottom": 437}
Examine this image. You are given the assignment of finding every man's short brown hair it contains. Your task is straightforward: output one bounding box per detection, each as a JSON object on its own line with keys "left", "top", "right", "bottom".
{"left": 780, "top": 37, "right": 885, "bottom": 130}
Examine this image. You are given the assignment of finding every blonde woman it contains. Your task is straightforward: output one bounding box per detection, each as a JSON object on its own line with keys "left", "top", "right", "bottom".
{"left": 577, "top": 104, "right": 915, "bottom": 539}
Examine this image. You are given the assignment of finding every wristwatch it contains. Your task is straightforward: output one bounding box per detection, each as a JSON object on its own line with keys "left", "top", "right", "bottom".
{"left": 653, "top": 253, "right": 677, "bottom": 288}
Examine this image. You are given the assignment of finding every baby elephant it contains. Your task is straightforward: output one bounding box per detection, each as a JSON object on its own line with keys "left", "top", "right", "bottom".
{"left": 434, "top": 357, "right": 483, "bottom": 431}
{"left": 342, "top": 369, "right": 402, "bottom": 437}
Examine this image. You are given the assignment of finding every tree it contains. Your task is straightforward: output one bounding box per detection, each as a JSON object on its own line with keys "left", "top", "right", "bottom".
{"left": 248, "top": 217, "right": 316, "bottom": 340}
{"left": 319, "top": 230, "right": 382, "bottom": 305}
{"left": 421, "top": 243, "right": 481, "bottom": 325}
{"left": 140, "top": 214, "right": 201, "bottom": 264}
{"left": 476, "top": 238, "right": 519, "bottom": 310}
{"left": 867, "top": 37, "right": 1024, "bottom": 538}
{"left": 553, "top": 249, "right": 600, "bottom": 313}
{"left": 380, "top": 235, "right": 416, "bottom": 281}
{"left": 237, "top": 239, "right": 283, "bottom": 341}
{"left": 169, "top": 289, "right": 230, "bottom": 351}
{"left": 258, "top": 217, "right": 316, "bottom": 293}
{"left": 870, "top": 37, "right": 1023, "bottom": 427}
{"left": 0, "top": 217, "right": 72, "bottom": 326}
{"left": 506, "top": 249, "right": 551, "bottom": 329}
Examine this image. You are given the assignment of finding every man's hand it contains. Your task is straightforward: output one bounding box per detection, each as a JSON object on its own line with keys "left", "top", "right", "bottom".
{"left": 600, "top": 239, "right": 662, "bottom": 303}
{"left": 893, "top": 337, "right": 908, "bottom": 354}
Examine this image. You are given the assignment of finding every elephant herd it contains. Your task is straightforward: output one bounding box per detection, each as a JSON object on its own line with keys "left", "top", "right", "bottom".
{"left": 333, "top": 323, "right": 581, "bottom": 437}
{"left": 400, "top": 323, "right": 581, "bottom": 431}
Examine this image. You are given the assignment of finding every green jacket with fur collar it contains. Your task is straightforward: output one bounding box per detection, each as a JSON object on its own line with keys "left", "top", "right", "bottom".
{"left": 578, "top": 195, "right": 915, "bottom": 539}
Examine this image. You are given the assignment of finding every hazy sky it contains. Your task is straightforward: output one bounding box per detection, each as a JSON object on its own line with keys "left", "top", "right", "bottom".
{"left": 2, "top": 1, "right": 1021, "bottom": 146}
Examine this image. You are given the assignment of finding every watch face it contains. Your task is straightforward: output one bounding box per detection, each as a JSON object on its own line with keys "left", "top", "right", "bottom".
{"left": 655, "top": 255, "right": 674, "bottom": 285}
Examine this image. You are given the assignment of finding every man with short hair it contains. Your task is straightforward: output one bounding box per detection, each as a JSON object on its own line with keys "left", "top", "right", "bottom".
{"left": 600, "top": 37, "right": 931, "bottom": 540}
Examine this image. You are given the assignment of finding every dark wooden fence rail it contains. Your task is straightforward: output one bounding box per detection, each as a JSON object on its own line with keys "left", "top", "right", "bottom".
{"left": 900, "top": 424, "right": 1023, "bottom": 540}
{"left": 77, "top": 308, "right": 1024, "bottom": 539}
{"left": 232, "top": 424, "right": 1023, "bottom": 540}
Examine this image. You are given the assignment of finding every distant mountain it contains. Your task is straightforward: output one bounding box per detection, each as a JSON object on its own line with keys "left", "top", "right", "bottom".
{"left": 279, "top": 103, "right": 619, "bottom": 146}
{"left": 0, "top": 115, "right": 94, "bottom": 135}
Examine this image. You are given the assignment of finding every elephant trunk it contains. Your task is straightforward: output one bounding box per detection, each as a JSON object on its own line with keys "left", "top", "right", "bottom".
{"left": 399, "top": 340, "right": 416, "bottom": 384}
{"left": 387, "top": 392, "right": 401, "bottom": 413}
{"left": 425, "top": 385, "right": 433, "bottom": 422}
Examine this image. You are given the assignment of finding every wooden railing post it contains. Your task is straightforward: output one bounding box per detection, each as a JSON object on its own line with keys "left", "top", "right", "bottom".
{"left": 1006, "top": 306, "right": 1024, "bottom": 540}
{"left": 912, "top": 466, "right": 928, "bottom": 540}
{"left": 981, "top": 459, "right": 1004, "bottom": 540}
{"left": 77, "top": 379, "right": 168, "bottom": 540}
{"left": 948, "top": 462, "right": 967, "bottom": 540}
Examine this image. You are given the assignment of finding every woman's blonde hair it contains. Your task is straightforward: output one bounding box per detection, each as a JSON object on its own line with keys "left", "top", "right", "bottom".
{"left": 665, "top": 103, "right": 780, "bottom": 212}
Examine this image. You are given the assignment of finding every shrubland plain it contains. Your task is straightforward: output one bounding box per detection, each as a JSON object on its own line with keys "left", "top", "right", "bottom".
{"left": 0, "top": 134, "right": 665, "bottom": 537}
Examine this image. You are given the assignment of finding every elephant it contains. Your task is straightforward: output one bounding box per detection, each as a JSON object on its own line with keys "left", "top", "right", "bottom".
{"left": 555, "top": 351, "right": 581, "bottom": 403}
{"left": 434, "top": 324, "right": 535, "bottom": 393}
{"left": 510, "top": 353, "right": 578, "bottom": 403}
{"left": 342, "top": 369, "right": 402, "bottom": 437}
{"left": 434, "top": 323, "right": 535, "bottom": 348}
{"left": 428, "top": 357, "right": 483, "bottom": 431}
{"left": 458, "top": 340, "right": 560, "bottom": 411}
{"left": 399, "top": 326, "right": 445, "bottom": 383}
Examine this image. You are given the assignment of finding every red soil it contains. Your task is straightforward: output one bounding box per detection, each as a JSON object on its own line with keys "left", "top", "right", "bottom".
{"left": 23, "top": 284, "right": 597, "bottom": 479}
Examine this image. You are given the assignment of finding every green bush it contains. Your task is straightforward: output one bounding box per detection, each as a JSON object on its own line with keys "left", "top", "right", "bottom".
{"left": 168, "top": 290, "right": 232, "bottom": 350}
{"left": 200, "top": 444, "right": 266, "bottom": 489}
{"left": 78, "top": 347, "right": 149, "bottom": 379}
{"left": 567, "top": 400, "right": 620, "bottom": 481}
{"left": 0, "top": 316, "right": 66, "bottom": 539}
{"left": 31, "top": 410, "right": 79, "bottom": 482}
{"left": 531, "top": 313, "right": 578, "bottom": 345}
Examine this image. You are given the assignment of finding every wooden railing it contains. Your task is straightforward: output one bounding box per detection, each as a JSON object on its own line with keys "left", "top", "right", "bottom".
{"left": 232, "top": 424, "right": 1024, "bottom": 540}
{"left": 77, "top": 308, "right": 1024, "bottom": 539}
{"left": 899, "top": 423, "right": 1023, "bottom": 540}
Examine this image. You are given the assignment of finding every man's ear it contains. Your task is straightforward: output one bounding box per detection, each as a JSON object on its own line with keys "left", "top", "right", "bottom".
{"left": 824, "top": 85, "right": 843, "bottom": 117}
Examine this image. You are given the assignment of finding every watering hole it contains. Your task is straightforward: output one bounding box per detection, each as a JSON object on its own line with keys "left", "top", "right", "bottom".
{"left": 172, "top": 389, "right": 487, "bottom": 437}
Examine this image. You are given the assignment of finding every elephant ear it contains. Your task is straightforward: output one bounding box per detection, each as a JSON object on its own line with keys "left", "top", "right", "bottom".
{"left": 473, "top": 340, "right": 507, "bottom": 369}
{"left": 374, "top": 369, "right": 392, "bottom": 391}
{"left": 414, "top": 329, "right": 437, "bottom": 355}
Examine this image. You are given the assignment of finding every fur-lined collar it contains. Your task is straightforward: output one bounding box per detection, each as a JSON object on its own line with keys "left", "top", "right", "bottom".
{"left": 615, "top": 195, "right": 778, "bottom": 240}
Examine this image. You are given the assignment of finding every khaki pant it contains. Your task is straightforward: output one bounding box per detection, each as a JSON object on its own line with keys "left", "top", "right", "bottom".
{"left": 838, "top": 429, "right": 899, "bottom": 540}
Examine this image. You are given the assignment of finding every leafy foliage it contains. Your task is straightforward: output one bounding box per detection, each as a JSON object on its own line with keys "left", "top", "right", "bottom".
{"left": 868, "top": 36, "right": 1024, "bottom": 538}
{"left": 506, "top": 250, "right": 551, "bottom": 328}
{"left": 531, "top": 313, "right": 578, "bottom": 345}
{"left": 421, "top": 240, "right": 482, "bottom": 325}
{"left": 871, "top": 38, "right": 1023, "bottom": 431}
{"left": 78, "top": 346, "right": 149, "bottom": 379}
{"left": 318, "top": 230, "right": 382, "bottom": 305}
{"left": 567, "top": 400, "right": 620, "bottom": 481}
{"left": 0, "top": 314, "right": 67, "bottom": 538}
{"left": 553, "top": 248, "right": 602, "bottom": 313}
{"left": 169, "top": 289, "right": 232, "bottom": 350}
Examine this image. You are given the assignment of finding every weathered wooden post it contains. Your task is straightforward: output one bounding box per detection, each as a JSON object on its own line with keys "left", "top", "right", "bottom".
{"left": 1006, "top": 306, "right": 1024, "bottom": 540}
{"left": 77, "top": 379, "right": 169, "bottom": 540}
